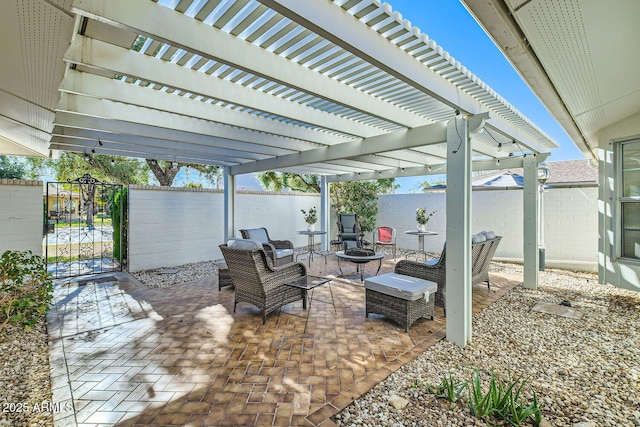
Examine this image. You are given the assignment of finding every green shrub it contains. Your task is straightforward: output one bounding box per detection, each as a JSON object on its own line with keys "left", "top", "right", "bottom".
{"left": 0, "top": 250, "right": 53, "bottom": 332}
{"left": 414, "top": 370, "right": 543, "bottom": 427}
{"left": 110, "top": 187, "right": 128, "bottom": 264}
{"left": 468, "top": 370, "right": 542, "bottom": 426}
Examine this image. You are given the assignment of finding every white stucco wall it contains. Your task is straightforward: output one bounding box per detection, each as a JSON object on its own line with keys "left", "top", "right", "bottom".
{"left": 127, "top": 186, "right": 320, "bottom": 272}
{"left": 0, "top": 180, "right": 601, "bottom": 274}
{"left": 598, "top": 111, "right": 640, "bottom": 291}
{"left": 377, "top": 186, "right": 599, "bottom": 271}
{"left": 0, "top": 179, "right": 43, "bottom": 255}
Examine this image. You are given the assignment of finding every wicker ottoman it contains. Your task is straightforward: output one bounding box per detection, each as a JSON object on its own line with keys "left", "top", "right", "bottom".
{"left": 364, "top": 273, "right": 437, "bottom": 332}
{"left": 217, "top": 261, "right": 234, "bottom": 291}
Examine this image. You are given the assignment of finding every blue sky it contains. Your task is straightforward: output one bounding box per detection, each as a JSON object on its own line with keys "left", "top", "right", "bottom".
{"left": 178, "top": 0, "right": 584, "bottom": 191}
{"left": 386, "top": 0, "right": 583, "bottom": 192}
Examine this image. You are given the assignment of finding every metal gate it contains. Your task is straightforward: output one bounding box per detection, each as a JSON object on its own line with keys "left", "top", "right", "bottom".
{"left": 45, "top": 174, "right": 125, "bottom": 279}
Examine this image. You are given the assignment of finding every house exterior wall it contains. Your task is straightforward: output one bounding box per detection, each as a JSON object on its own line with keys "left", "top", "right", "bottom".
{"left": 0, "top": 179, "right": 43, "bottom": 255}
{"left": 377, "top": 186, "right": 598, "bottom": 271}
{"left": 598, "top": 111, "right": 640, "bottom": 291}
{"left": 127, "top": 186, "right": 320, "bottom": 272}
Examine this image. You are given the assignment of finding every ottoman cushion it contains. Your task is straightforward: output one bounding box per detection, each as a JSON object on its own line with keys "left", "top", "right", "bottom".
{"left": 365, "top": 273, "right": 436, "bottom": 301}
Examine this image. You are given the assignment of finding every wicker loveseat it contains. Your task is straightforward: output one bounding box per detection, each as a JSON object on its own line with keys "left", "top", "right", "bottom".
{"left": 220, "top": 238, "right": 307, "bottom": 323}
{"left": 395, "top": 232, "right": 501, "bottom": 315}
{"left": 240, "top": 227, "right": 295, "bottom": 266}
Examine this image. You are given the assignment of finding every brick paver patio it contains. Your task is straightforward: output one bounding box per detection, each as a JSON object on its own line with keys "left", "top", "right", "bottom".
{"left": 47, "top": 254, "right": 521, "bottom": 426}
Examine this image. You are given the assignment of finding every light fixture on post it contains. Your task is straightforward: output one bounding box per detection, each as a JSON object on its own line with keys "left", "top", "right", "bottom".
{"left": 150, "top": 159, "right": 157, "bottom": 166}
{"left": 171, "top": 161, "right": 178, "bottom": 171}
{"left": 537, "top": 163, "right": 551, "bottom": 271}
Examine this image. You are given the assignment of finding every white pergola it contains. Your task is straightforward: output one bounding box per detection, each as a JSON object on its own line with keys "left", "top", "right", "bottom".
{"left": 0, "top": 0, "right": 558, "bottom": 346}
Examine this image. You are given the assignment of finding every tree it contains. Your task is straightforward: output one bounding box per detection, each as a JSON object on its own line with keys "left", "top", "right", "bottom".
{"left": 146, "top": 160, "right": 221, "bottom": 187}
{"left": 331, "top": 179, "right": 397, "bottom": 233}
{"left": 417, "top": 179, "right": 446, "bottom": 192}
{"left": 254, "top": 171, "right": 396, "bottom": 233}
{"left": 27, "top": 153, "right": 150, "bottom": 228}
{"left": 0, "top": 156, "right": 27, "bottom": 179}
{"left": 256, "top": 172, "right": 320, "bottom": 193}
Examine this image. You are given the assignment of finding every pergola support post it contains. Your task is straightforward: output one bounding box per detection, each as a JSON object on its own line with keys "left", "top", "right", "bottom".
{"left": 320, "top": 176, "right": 329, "bottom": 251}
{"left": 523, "top": 155, "right": 539, "bottom": 289}
{"left": 223, "top": 167, "right": 236, "bottom": 242}
{"left": 445, "top": 115, "right": 472, "bottom": 347}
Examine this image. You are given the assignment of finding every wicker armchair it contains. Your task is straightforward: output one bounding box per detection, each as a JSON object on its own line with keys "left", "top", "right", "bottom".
{"left": 220, "top": 239, "right": 307, "bottom": 324}
{"left": 395, "top": 235, "right": 501, "bottom": 315}
{"left": 240, "top": 227, "right": 295, "bottom": 266}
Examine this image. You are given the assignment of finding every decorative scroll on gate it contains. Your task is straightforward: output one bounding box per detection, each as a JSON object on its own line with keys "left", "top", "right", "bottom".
{"left": 44, "top": 174, "right": 124, "bottom": 279}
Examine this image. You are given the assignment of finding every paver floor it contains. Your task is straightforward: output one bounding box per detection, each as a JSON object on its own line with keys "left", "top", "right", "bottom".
{"left": 47, "top": 254, "right": 521, "bottom": 426}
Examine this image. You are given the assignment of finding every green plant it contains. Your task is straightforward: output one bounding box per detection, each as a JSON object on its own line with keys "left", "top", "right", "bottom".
{"left": 301, "top": 206, "right": 317, "bottom": 224}
{"left": 411, "top": 374, "right": 467, "bottom": 406}
{"left": 467, "top": 370, "right": 542, "bottom": 426}
{"left": 110, "top": 187, "right": 128, "bottom": 264}
{"left": 331, "top": 180, "right": 396, "bottom": 233}
{"left": 416, "top": 207, "right": 436, "bottom": 225}
{"left": 468, "top": 370, "right": 494, "bottom": 418}
{"left": 435, "top": 373, "right": 467, "bottom": 405}
{"left": 0, "top": 250, "right": 53, "bottom": 332}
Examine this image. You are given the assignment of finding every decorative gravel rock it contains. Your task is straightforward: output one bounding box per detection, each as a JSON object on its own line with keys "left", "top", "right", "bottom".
{"left": 132, "top": 260, "right": 219, "bottom": 288}
{"left": 332, "top": 263, "right": 640, "bottom": 427}
{"left": 0, "top": 322, "right": 53, "bottom": 427}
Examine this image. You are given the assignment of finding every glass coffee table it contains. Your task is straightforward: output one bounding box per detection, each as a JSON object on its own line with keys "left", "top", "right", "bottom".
{"left": 279, "top": 275, "right": 335, "bottom": 333}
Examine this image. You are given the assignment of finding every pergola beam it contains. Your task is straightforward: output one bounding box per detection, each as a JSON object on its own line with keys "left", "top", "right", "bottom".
{"left": 54, "top": 95, "right": 324, "bottom": 153}
{"left": 58, "top": 70, "right": 353, "bottom": 147}
{"left": 258, "top": 0, "right": 554, "bottom": 154}
{"left": 326, "top": 152, "right": 550, "bottom": 182}
{"left": 70, "top": 0, "right": 429, "bottom": 129}
{"left": 63, "top": 36, "right": 383, "bottom": 138}
{"left": 230, "top": 121, "right": 448, "bottom": 175}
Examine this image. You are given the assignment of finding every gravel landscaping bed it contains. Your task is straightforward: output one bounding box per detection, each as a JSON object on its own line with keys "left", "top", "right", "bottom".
{"left": 0, "top": 322, "right": 53, "bottom": 427}
{"left": 332, "top": 264, "right": 640, "bottom": 427}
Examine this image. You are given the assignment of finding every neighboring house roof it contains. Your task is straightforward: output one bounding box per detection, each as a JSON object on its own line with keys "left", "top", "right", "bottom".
{"left": 472, "top": 159, "right": 598, "bottom": 187}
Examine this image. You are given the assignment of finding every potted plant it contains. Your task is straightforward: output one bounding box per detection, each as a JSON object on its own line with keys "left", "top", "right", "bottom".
{"left": 416, "top": 207, "right": 435, "bottom": 232}
{"left": 301, "top": 206, "right": 318, "bottom": 232}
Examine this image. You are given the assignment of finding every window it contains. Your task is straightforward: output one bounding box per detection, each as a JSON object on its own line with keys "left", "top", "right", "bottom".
{"left": 621, "top": 140, "right": 640, "bottom": 259}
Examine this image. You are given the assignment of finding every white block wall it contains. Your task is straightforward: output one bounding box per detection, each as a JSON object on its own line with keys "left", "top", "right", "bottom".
{"left": 0, "top": 182, "right": 602, "bottom": 272}
{"left": 128, "top": 186, "right": 320, "bottom": 272}
{"left": 377, "top": 186, "right": 598, "bottom": 271}
{"left": 128, "top": 187, "right": 223, "bottom": 271}
{"left": 0, "top": 179, "right": 44, "bottom": 255}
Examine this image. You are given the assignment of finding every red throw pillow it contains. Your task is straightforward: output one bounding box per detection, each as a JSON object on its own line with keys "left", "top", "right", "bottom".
{"left": 378, "top": 228, "right": 392, "bottom": 242}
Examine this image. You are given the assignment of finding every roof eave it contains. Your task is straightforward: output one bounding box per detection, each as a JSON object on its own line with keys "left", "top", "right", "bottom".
{"left": 460, "top": 0, "right": 596, "bottom": 161}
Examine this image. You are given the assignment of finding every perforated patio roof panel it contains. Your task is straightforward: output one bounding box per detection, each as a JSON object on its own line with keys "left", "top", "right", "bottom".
{"left": 510, "top": 0, "right": 640, "bottom": 149}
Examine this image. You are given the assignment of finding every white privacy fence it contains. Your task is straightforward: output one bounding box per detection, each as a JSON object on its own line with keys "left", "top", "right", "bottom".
{"left": 127, "top": 185, "right": 598, "bottom": 272}
{"left": 0, "top": 181, "right": 597, "bottom": 272}
{"left": 377, "top": 187, "right": 598, "bottom": 272}
{"left": 127, "top": 186, "right": 322, "bottom": 271}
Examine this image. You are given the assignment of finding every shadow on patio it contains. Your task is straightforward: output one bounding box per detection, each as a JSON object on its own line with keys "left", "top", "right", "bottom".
{"left": 47, "top": 255, "right": 521, "bottom": 427}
